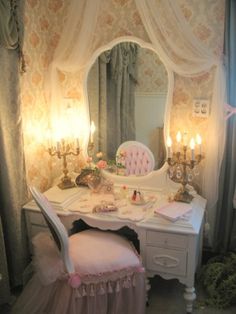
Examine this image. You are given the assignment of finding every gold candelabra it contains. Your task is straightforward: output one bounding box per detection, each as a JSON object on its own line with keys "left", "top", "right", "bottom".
{"left": 48, "top": 139, "right": 80, "bottom": 189}
{"left": 167, "top": 133, "right": 203, "bottom": 203}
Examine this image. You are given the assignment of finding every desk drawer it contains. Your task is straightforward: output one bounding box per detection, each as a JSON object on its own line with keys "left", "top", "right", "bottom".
{"left": 146, "top": 231, "right": 187, "bottom": 249}
{"left": 146, "top": 246, "right": 187, "bottom": 276}
{"left": 28, "top": 211, "right": 47, "bottom": 227}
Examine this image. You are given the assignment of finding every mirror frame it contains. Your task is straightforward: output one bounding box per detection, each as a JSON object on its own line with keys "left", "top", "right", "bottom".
{"left": 83, "top": 36, "right": 174, "bottom": 179}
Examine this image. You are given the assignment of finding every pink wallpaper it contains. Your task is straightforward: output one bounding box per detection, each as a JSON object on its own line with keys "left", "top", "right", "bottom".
{"left": 21, "top": 0, "right": 225, "bottom": 191}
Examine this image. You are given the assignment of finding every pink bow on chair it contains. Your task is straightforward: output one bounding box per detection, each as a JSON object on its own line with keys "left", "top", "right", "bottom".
{"left": 225, "top": 103, "right": 236, "bottom": 120}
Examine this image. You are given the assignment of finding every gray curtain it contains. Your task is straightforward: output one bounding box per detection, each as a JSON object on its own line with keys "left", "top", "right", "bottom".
{"left": 0, "top": 0, "right": 28, "bottom": 286}
{"left": 0, "top": 0, "right": 18, "bottom": 49}
{"left": 214, "top": 0, "right": 236, "bottom": 252}
{"left": 89, "top": 43, "right": 138, "bottom": 159}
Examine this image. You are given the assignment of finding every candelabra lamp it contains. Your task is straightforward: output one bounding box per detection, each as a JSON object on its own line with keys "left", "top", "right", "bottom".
{"left": 167, "top": 141, "right": 203, "bottom": 203}
{"left": 48, "top": 139, "right": 80, "bottom": 189}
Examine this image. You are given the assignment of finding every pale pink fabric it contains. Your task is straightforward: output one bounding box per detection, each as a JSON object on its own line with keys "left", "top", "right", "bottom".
{"left": 69, "top": 230, "right": 141, "bottom": 276}
{"left": 11, "top": 272, "right": 146, "bottom": 314}
{"left": 31, "top": 232, "right": 64, "bottom": 286}
{"left": 12, "top": 231, "right": 146, "bottom": 314}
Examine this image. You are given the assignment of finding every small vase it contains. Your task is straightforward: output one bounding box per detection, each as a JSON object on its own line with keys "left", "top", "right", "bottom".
{"left": 87, "top": 173, "right": 102, "bottom": 192}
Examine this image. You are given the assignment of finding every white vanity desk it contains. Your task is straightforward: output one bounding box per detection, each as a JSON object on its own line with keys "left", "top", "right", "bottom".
{"left": 23, "top": 166, "right": 206, "bottom": 313}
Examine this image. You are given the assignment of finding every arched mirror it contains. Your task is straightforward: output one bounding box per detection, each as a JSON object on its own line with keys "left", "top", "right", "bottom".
{"left": 87, "top": 40, "right": 168, "bottom": 171}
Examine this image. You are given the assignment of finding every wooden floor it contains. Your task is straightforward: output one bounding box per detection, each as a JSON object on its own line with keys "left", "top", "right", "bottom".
{"left": 147, "top": 276, "right": 236, "bottom": 314}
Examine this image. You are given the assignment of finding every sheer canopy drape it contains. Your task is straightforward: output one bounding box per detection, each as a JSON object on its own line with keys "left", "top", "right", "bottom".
{"left": 47, "top": 0, "right": 226, "bottom": 244}
{"left": 46, "top": 0, "right": 102, "bottom": 146}
{"left": 134, "top": 0, "right": 226, "bottom": 244}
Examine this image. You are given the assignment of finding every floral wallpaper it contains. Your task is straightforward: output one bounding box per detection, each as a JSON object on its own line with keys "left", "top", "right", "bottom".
{"left": 21, "top": 0, "right": 225, "bottom": 191}
{"left": 136, "top": 47, "right": 168, "bottom": 94}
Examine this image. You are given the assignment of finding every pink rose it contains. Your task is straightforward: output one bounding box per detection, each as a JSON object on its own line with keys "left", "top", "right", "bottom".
{"left": 96, "top": 160, "right": 107, "bottom": 169}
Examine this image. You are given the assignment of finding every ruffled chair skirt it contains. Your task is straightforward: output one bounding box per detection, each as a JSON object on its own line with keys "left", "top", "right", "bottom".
{"left": 11, "top": 271, "right": 146, "bottom": 314}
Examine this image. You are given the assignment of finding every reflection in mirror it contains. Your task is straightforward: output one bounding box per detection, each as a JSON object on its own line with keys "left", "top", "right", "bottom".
{"left": 87, "top": 41, "right": 168, "bottom": 170}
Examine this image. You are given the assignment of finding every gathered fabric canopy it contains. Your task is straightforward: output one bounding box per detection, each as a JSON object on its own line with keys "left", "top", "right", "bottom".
{"left": 46, "top": 0, "right": 226, "bottom": 244}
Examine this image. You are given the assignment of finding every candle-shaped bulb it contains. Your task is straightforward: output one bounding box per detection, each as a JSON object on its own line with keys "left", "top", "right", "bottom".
{"left": 190, "top": 138, "right": 195, "bottom": 160}
{"left": 196, "top": 134, "right": 202, "bottom": 145}
{"left": 190, "top": 138, "right": 195, "bottom": 149}
{"left": 176, "top": 131, "right": 181, "bottom": 152}
{"left": 196, "top": 134, "right": 202, "bottom": 155}
{"left": 167, "top": 136, "right": 172, "bottom": 158}
{"left": 90, "top": 121, "right": 95, "bottom": 143}
{"left": 167, "top": 136, "right": 172, "bottom": 147}
{"left": 55, "top": 131, "right": 61, "bottom": 151}
{"left": 176, "top": 131, "right": 181, "bottom": 143}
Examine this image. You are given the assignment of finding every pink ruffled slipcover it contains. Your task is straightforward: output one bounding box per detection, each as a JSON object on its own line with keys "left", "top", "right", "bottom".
{"left": 12, "top": 231, "right": 146, "bottom": 314}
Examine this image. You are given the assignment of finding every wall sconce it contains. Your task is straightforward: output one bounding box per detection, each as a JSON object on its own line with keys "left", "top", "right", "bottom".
{"left": 167, "top": 132, "right": 203, "bottom": 203}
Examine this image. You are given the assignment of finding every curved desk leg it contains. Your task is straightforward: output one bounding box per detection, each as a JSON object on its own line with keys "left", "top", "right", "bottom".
{"left": 183, "top": 286, "right": 196, "bottom": 313}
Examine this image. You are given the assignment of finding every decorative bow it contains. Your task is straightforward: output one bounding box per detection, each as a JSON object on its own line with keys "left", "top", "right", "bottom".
{"left": 225, "top": 103, "right": 236, "bottom": 120}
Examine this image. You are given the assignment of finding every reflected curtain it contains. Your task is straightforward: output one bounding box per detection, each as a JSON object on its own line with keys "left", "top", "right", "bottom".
{"left": 89, "top": 43, "right": 138, "bottom": 159}
{"left": 214, "top": 0, "right": 236, "bottom": 252}
{"left": 0, "top": 0, "right": 28, "bottom": 286}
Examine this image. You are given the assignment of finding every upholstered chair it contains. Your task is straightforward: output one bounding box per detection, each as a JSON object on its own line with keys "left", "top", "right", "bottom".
{"left": 12, "top": 187, "right": 146, "bottom": 314}
{"left": 116, "top": 141, "right": 155, "bottom": 176}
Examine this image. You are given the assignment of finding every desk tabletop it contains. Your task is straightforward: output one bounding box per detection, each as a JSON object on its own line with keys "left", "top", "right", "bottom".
{"left": 23, "top": 185, "right": 206, "bottom": 235}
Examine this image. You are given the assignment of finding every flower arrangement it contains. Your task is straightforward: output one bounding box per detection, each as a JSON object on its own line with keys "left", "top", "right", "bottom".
{"left": 75, "top": 152, "right": 111, "bottom": 187}
{"left": 75, "top": 151, "right": 127, "bottom": 187}
{"left": 116, "top": 150, "right": 126, "bottom": 169}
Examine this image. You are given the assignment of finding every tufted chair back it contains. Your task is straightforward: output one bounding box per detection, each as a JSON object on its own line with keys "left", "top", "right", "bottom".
{"left": 116, "top": 141, "right": 155, "bottom": 176}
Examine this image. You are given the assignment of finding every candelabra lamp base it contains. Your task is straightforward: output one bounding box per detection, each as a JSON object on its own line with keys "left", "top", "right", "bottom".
{"left": 174, "top": 186, "right": 193, "bottom": 204}
{"left": 58, "top": 176, "right": 75, "bottom": 190}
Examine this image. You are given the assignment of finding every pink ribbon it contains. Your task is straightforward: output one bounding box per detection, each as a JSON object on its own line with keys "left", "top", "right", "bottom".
{"left": 225, "top": 103, "right": 236, "bottom": 120}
